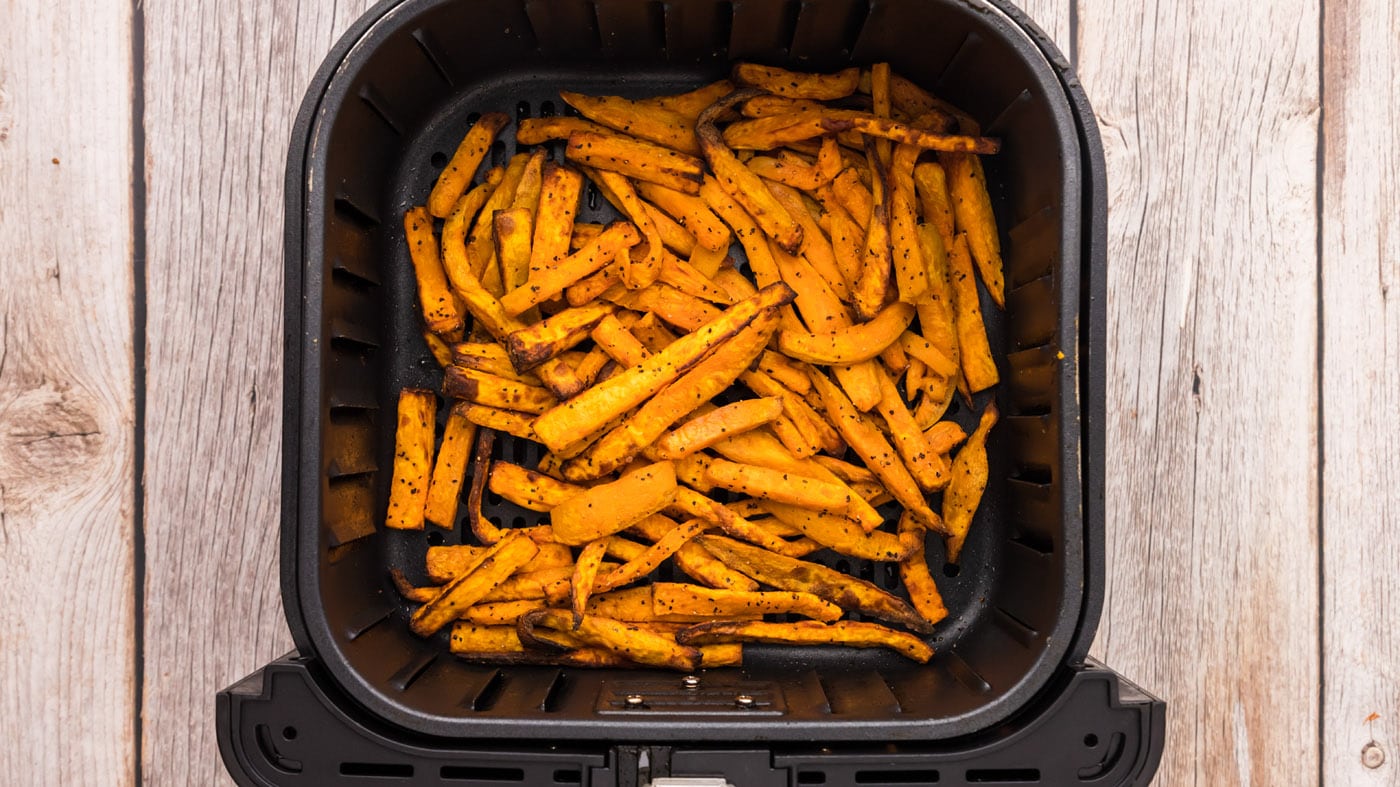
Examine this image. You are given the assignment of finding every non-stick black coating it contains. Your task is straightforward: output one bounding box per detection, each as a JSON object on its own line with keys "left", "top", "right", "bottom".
{"left": 283, "top": 0, "right": 1099, "bottom": 741}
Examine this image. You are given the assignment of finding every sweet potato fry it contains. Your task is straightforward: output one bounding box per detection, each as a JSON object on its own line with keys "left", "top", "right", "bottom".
{"left": 656, "top": 398, "right": 783, "bottom": 459}
{"left": 584, "top": 167, "right": 665, "bottom": 289}
{"left": 925, "top": 421, "right": 968, "bottom": 454}
{"left": 566, "top": 269, "right": 624, "bottom": 307}
{"left": 897, "top": 331, "right": 957, "bottom": 380}
{"left": 943, "top": 402, "right": 997, "bottom": 563}
{"left": 760, "top": 501, "right": 907, "bottom": 562}
{"left": 946, "top": 233, "right": 999, "bottom": 392}
{"left": 590, "top": 314, "right": 651, "bottom": 366}
{"left": 913, "top": 162, "right": 956, "bottom": 250}
{"left": 404, "top": 206, "right": 466, "bottom": 334}
{"left": 531, "top": 283, "right": 794, "bottom": 452}
{"left": 687, "top": 243, "right": 730, "bottom": 278}
{"left": 563, "top": 310, "right": 778, "bottom": 479}
{"left": 595, "top": 517, "right": 708, "bottom": 593}
{"left": 704, "top": 457, "right": 862, "bottom": 516}
{"left": 697, "top": 91, "right": 804, "bottom": 255}
{"left": 451, "top": 342, "right": 541, "bottom": 383}
{"left": 873, "top": 365, "right": 949, "bottom": 492}
{"left": 777, "top": 301, "right": 914, "bottom": 364}
{"left": 570, "top": 538, "right": 611, "bottom": 626}
{"left": 643, "top": 203, "right": 698, "bottom": 256}
{"left": 668, "top": 487, "right": 801, "bottom": 556}
{"left": 605, "top": 281, "right": 720, "bottom": 332}
{"left": 505, "top": 221, "right": 641, "bottom": 316}
{"left": 411, "top": 532, "right": 540, "bottom": 636}
{"left": 423, "top": 545, "right": 490, "bottom": 583}
{"left": 641, "top": 79, "right": 735, "bottom": 121}
{"left": 733, "top": 63, "right": 860, "bottom": 100}
{"left": 889, "top": 144, "right": 930, "bottom": 303}
{"left": 428, "top": 112, "right": 509, "bottom": 217}
{"left": 830, "top": 168, "right": 873, "bottom": 231}
{"left": 527, "top": 160, "right": 586, "bottom": 268}
{"left": 385, "top": 389, "right": 436, "bottom": 530}
{"left": 853, "top": 142, "right": 893, "bottom": 321}
{"left": 449, "top": 623, "right": 526, "bottom": 654}
{"left": 721, "top": 113, "right": 846, "bottom": 150}
{"left": 695, "top": 536, "right": 931, "bottom": 633}
{"left": 462, "top": 404, "right": 536, "bottom": 442}
{"left": 941, "top": 152, "right": 1005, "bottom": 307}
{"left": 504, "top": 301, "right": 616, "bottom": 371}
{"left": 468, "top": 153, "right": 531, "bottom": 284}
{"left": 566, "top": 130, "right": 705, "bottom": 194}
{"left": 459, "top": 600, "right": 546, "bottom": 626}
{"left": 659, "top": 252, "right": 734, "bottom": 305}
{"left": 550, "top": 461, "right": 678, "bottom": 545}
{"left": 488, "top": 462, "right": 582, "bottom": 511}
{"left": 481, "top": 566, "right": 575, "bottom": 603}
{"left": 678, "top": 619, "right": 932, "bottom": 662}
{"left": 521, "top": 609, "right": 702, "bottom": 670}
{"left": 849, "top": 114, "right": 999, "bottom": 154}
{"left": 765, "top": 180, "right": 850, "bottom": 299}
{"left": 493, "top": 206, "right": 535, "bottom": 297}
{"left": 634, "top": 181, "right": 732, "bottom": 252}
{"left": 808, "top": 370, "right": 943, "bottom": 533}
{"left": 516, "top": 116, "right": 611, "bottom": 145}
{"left": 424, "top": 330, "right": 454, "bottom": 367}
{"left": 443, "top": 366, "right": 556, "bottom": 414}
{"left": 466, "top": 429, "right": 507, "bottom": 544}
{"left": 559, "top": 91, "right": 701, "bottom": 155}
{"left": 653, "top": 583, "right": 842, "bottom": 622}
{"left": 424, "top": 403, "right": 477, "bottom": 528}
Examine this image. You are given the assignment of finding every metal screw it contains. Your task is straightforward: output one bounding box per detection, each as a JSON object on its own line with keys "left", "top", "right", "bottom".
{"left": 682, "top": 675, "right": 701, "bottom": 690}
{"left": 1362, "top": 742, "right": 1386, "bottom": 769}
{"left": 735, "top": 694, "right": 755, "bottom": 708}
{"left": 625, "top": 694, "right": 645, "bottom": 708}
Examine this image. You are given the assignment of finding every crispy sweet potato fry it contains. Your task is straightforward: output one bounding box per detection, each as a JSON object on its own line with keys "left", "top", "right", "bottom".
{"left": 424, "top": 545, "right": 490, "bottom": 583}
{"left": 424, "top": 330, "right": 454, "bottom": 367}
{"left": 488, "top": 462, "right": 582, "bottom": 511}
{"left": 570, "top": 538, "right": 611, "bottom": 626}
{"left": 505, "top": 301, "right": 616, "bottom": 371}
{"left": 808, "top": 370, "right": 943, "bottom": 533}
{"left": 913, "top": 162, "right": 956, "bottom": 250}
{"left": 459, "top": 600, "right": 546, "bottom": 626}
{"left": 550, "top": 461, "right": 678, "bottom": 545}
{"left": 641, "top": 79, "right": 735, "bottom": 120}
{"left": 659, "top": 252, "right": 734, "bottom": 305}
{"left": 595, "top": 517, "right": 708, "bottom": 593}
{"left": 424, "top": 403, "right": 477, "bottom": 528}
{"left": 466, "top": 429, "right": 507, "bottom": 543}
{"left": 411, "top": 532, "right": 539, "bottom": 636}
{"left": 559, "top": 91, "right": 701, "bottom": 155}
{"left": 583, "top": 167, "right": 665, "bottom": 289}
{"left": 566, "top": 130, "right": 705, "bottom": 194}
{"left": 605, "top": 281, "right": 720, "bottom": 332}
{"left": 443, "top": 366, "right": 556, "bottom": 414}
{"left": 687, "top": 243, "right": 730, "bottom": 278}
{"left": 494, "top": 206, "right": 535, "bottom": 297}
{"left": 532, "top": 283, "right": 794, "bottom": 452}
{"left": 643, "top": 203, "right": 698, "bottom": 256}
{"left": 635, "top": 181, "right": 732, "bottom": 252}
{"left": 777, "top": 301, "right": 914, "bottom": 364}
{"left": 528, "top": 162, "right": 586, "bottom": 273}
{"left": 943, "top": 402, "right": 997, "bottom": 563}
{"left": 853, "top": 142, "right": 893, "bottom": 321}
{"left": 653, "top": 583, "right": 842, "bottom": 622}
{"left": 704, "top": 457, "right": 862, "bottom": 515}
{"left": 697, "top": 536, "right": 931, "bottom": 633}
{"left": 428, "top": 112, "right": 509, "bottom": 217}
{"left": 697, "top": 92, "right": 804, "bottom": 255}
{"left": 897, "top": 331, "right": 957, "bottom": 380}
{"left": 481, "top": 566, "right": 575, "bottom": 603}
{"left": 404, "top": 206, "right": 466, "bottom": 334}
{"left": 889, "top": 144, "right": 930, "bottom": 303}
{"left": 385, "top": 389, "right": 436, "bottom": 530}
{"left": 873, "top": 365, "right": 949, "bottom": 492}
{"left": 733, "top": 63, "right": 860, "bottom": 100}
{"left": 505, "top": 221, "right": 641, "bottom": 316}
{"left": 947, "top": 233, "right": 999, "bottom": 392}
{"left": 760, "top": 501, "right": 907, "bottom": 562}
{"left": 925, "top": 421, "right": 968, "bottom": 454}
{"left": 656, "top": 398, "right": 783, "bottom": 459}
{"left": 516, "top": 116, "right": 611, "bottom": 145}
{"left": 451, "top": 342, "right": 542, "bottom": 383}
{"left": 765, "top": 180, "right": 849, "bottom": 299}
{"left": 449, "top": 623, "right": 526, "bottom": 654}
{"left": 468, "top": 153, "right": 531, "bottom": 285}
{"left": 756, "top": 351, "right": 812, "bottom": 395}
{"left": 669, "top": 487, "right": 801, "bottom": 556}
{"left": 590, "top": 314, "right": 652, "bottom": 366}
{"left": 563, "top": 311, "right": 778, "bottom": 479}
{"left": 941, "top": 152, "right": 1005, "bottom": 307}
{"left": 521, "top": 609, "right": 702, "bottom": 670}
{"left": 678, "top": 619, "right": 932, "bottom": 662}
{"left": 462, "top": 404, "right": 536, "bottom": 442}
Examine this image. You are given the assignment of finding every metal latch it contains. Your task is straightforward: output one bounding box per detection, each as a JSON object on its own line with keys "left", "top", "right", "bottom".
{"left": 647, "top": 779, "right": 734, "bottom": 787}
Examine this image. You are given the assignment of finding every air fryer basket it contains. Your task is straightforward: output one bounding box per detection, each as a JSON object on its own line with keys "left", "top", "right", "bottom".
{"left": 282, "top": 0, "right": 1102, "bottom": 741}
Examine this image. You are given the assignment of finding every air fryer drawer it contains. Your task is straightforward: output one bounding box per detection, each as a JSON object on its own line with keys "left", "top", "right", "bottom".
{"left": 281, "top": 0, "right": 1103, "bottom": 742}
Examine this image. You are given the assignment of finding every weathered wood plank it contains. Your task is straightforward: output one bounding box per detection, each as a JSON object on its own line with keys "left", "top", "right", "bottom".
{"left": 1321, "top": 1, "right": 1400, "bottom": 783}
{"left": 1016, "top": 0, "right": 1071, "bottom": 51}
{"left": 0, "top": 3, "right": 136, "bottom": 784}
{"left": 140, "top": 0, "right": 376, "bottom": 782}
{"left": 1078, "top": 0, "right": 1322, "bottom": 783}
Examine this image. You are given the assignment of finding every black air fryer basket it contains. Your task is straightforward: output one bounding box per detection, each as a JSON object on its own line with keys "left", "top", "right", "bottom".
{"left": 218, "top": 0, "right": 1164, "bottom": 783}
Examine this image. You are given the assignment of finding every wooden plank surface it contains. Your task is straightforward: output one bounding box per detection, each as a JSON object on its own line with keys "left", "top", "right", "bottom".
{"left": 1078, "top": 0, "right": 1323, "bottom": 784}
{"left": 140, "top": 0, "right": 375, "bottom": 783}
{"left": 1322, "top": 1, "right": 1400, "bottom": 783}
{"left": 0, "top": 3, "right": 137, "bottom": 785}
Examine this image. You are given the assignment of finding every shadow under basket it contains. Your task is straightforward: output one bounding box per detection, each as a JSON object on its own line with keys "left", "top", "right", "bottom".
{"left": 271, "top": 0, "right": 1132, "bottom": 749}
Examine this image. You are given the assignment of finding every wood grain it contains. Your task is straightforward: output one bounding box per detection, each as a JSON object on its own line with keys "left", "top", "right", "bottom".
{"left": 140, "top": 0, "right": 376, "bottom": 782}
{"left": 1077, "top": 0, "right": 1322, "bottom": 784}
{"left": 0, "top": 3, "right": 136, "bottom": 785}
{"left": 1322, "top": 1, "right": 1400, "bottom": 783}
